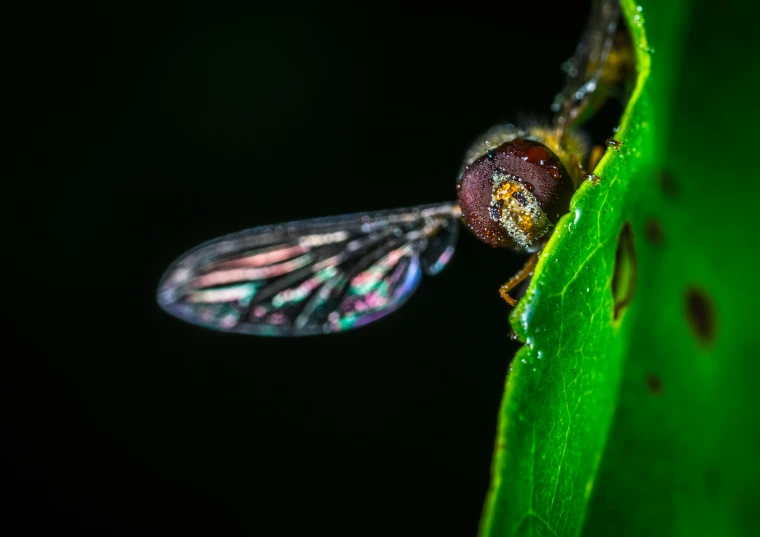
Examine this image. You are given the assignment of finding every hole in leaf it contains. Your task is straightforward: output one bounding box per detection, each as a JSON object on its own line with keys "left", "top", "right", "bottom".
{"left": 657, "top": 169, "right": 679, "bottom": 198}
{"left": 685, "top": 287, "right": 717, "bottom": 346}
{"left": 611, "top": 222, "right": 638, "bottom": 320}
{"left": 646, "top": 374, "right": 662, "bottom": 395}
{"left": 645, "top": 218, "right": 664, "bottom": 245}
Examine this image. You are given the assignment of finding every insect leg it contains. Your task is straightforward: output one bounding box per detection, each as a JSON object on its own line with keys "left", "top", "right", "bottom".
{"left": 588, "top": 144, "right": 605, "bottom": 171}
{"left": 499, "top": 253, "right": 539, "bottom": 307}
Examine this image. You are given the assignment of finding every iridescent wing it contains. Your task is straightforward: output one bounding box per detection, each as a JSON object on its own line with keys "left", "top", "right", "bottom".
{"left": 157, "top": 202, "right": 460, "bottom": 336}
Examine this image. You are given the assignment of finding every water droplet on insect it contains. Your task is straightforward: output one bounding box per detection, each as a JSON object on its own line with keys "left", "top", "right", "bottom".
{"left": 586, "top": 287, "right": 590, "bottom": 292}
{"left": 521, "top": 358, "right": 527, "bottom": 364}
{"left": 637, "top": 5, "right": 643, "bottom": 11}
{"left": 606, "top": 138, "right": 622, "bottom": 150}
{"left": 533, "top": 368, "right": 537, "bottom": 372}
{"left": 537, "top": 351, "right": 544, "bottom": 360}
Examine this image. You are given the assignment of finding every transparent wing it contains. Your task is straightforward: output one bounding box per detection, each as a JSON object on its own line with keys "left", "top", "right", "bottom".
{"left": 552, "top": 0, "right": 622, "bottom": 135}
{"left": 157, "top": 202, "right": 460, "bottom": 336}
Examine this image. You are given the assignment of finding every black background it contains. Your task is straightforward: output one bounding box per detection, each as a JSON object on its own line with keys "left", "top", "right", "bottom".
{"left": 7, "top": 3, "right": 600, "bottom": 536}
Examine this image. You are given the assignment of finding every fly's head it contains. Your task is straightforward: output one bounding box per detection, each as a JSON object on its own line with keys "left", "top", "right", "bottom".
{"left": 456, "top": 127, "right": 575, "bottom": 252}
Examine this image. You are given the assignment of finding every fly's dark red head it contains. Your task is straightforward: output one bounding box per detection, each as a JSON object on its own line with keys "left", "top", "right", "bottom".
{"left": 456, "top": 138, "right": 574, "bottom": 251}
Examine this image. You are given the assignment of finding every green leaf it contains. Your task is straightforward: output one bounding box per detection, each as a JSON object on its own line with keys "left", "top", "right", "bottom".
{"left": 479, "top": 0, "right": 760, "bottom": 535}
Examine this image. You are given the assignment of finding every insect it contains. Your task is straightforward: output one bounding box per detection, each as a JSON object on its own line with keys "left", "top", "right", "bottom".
{"left": 157, "top": 0, "right": 633, "bottom": 337}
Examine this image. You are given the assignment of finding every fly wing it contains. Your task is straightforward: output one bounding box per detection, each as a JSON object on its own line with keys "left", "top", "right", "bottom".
{"left": 552, "top": 0, "right": 623, "bottom": 134}
{"left": 157, "top": 202, "right": 460, "bottom": 336}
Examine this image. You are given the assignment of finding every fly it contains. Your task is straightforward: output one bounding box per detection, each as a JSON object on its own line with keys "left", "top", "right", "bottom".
{"left": 156, "top": 0, "right": 634, "bottom": 336}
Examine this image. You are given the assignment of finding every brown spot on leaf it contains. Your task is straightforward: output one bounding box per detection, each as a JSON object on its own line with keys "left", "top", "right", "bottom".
{"left": 685, "top": 287, "right": 717, "bottom": 346}
{"left": 645, "top": 218, "right": 664, "bottom": 245}
{"left": 657, "top": 169, "right": 679, "bottom": 198}
{"left": 646, "top": 374, "right": 663, "bottom": 395}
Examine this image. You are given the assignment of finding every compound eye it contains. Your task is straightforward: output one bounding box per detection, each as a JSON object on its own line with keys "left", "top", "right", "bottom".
{"left": 456, "top": 138, "right": 574, "bottom": 249}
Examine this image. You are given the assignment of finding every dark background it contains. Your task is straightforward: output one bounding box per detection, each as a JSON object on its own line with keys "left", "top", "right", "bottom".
{"left": 7, "top": 3, "right": 600, "bottom": 536}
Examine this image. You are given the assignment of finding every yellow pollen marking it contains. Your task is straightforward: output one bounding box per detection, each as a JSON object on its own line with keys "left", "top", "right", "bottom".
{"left": 491, "top": 175, "right": 552, "bottom": 249}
